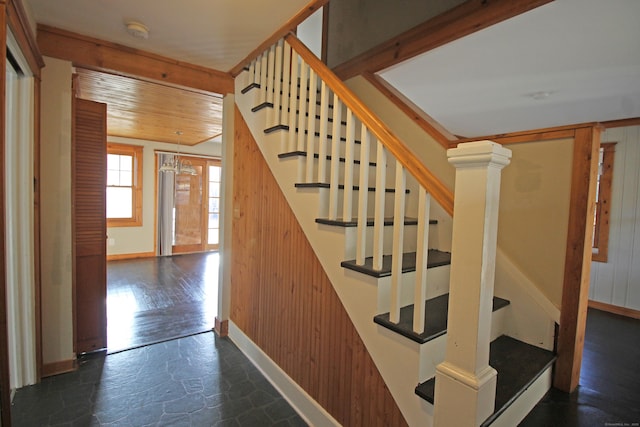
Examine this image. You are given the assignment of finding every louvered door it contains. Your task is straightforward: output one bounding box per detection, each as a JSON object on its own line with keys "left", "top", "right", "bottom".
{"left": 73, "top": 98, "right": 107, "bottom": 353}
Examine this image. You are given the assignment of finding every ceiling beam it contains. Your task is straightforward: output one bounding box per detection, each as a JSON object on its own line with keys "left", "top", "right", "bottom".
{"left": 37, "top": 24, "right": 234, "bottom": 95}
{"left": 333, "top": 0, "right": 554, "bottom": 80}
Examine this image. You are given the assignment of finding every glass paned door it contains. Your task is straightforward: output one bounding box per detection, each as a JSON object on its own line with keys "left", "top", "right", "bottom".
{"left": 206, "top": 162, "right": 222, "bottom": 250}
{"left": 172, "top": 158, "right": 206, "bottom": 253}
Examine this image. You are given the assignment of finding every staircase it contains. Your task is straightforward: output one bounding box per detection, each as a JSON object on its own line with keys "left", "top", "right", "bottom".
{"left": 234, "top": 34, "right": 556, "bottom": 427}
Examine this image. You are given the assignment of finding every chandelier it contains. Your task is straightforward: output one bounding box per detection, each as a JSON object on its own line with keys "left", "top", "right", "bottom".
{"left": 159, "top": 131, "right": 197, "bottom": 175}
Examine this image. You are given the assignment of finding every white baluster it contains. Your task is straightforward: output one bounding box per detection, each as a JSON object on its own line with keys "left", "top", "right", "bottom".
{"left": 305, "top": 70, "right": 318, "bottom": 183}
{"left": 317, "top": 82, "right": 329, "bottom": 183}
{"left": 266, "top": 45, "right": 276, "bottom": 125}
{"left": 287, "top": 52, "right": 299, "bottom": 153}
{"left": 342, "top": 109, "right": 356, "bottom": 221}
{"left": 272, "top": 40, "right": 284, "bottom": 128}
{"left": 390, "top": 163, "right": 406, "bottom": 324}
{"left": 373, "top": 142, "right": 387, "bottom": 270}
{"left": 356, "top": 126, "right": 371, "bottom": 265}
{"left": 247, "top": 59, "right": 256, "bottom": 89}
{"left": 296, "top": 60, "right": 309, "bottom": 153}
{"left": 259, "top": 52, "right": 268, "bottom": 106}
{"left": 413, "top": 189, "right": 431, "bottom": 333}
{"left": 281, "top": 41, "right": 292, "bottom": 129}
{"left": 328, "top": 95, "right": 342, "bottom": 220}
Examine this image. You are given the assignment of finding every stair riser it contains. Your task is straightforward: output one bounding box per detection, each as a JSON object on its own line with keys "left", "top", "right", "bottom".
{"left": 341, "top": 224, "right": 418, "bottom": 260}
{"left": 376, "top": 266, "right": 451, "bottom": 312}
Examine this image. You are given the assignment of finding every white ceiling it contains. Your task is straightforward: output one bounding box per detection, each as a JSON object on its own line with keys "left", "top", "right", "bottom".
{"left": 23, "top": 0, "right": 640, "bottom": 138}
{"left": 24, "top": 0, "right": 312, "bottom": 72}
{"left": 379, "top": 0, "right": 640, "bottom": 137}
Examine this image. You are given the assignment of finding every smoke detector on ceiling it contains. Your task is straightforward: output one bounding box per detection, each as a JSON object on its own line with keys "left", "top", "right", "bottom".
{"left": 126, "top": 21, "right": 149, "bottom": 39}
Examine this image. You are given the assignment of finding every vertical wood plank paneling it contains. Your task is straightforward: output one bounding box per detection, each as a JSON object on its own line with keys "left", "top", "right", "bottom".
{"left": 591, "top": 126, "right": 640, "bottom": 311}
{"left": 231, "top": 106, "right": 408, "bottom": 426}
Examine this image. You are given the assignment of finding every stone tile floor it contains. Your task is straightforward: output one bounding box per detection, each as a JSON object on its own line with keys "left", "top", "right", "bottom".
{"left": 11, "top": 332, "right": 307, "bottom": 426}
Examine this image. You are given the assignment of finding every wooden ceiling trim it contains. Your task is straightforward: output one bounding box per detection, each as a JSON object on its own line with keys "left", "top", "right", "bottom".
{"left": 37, "top": 24, "right": 234, "bottom": 95}
{"left": 333, "top": 0, "right": 554, "bottom": 80}
{"left": 453, "top": 122, "right": 600, "bottom": 146}
{"left": 600, "top": 117, "right": 640, "bottom": 129}
{"left": 7, "top": 0, "right": 45, "bottom": 76}
{"left": 229, "top": 0, "right": 329, "bottom": 77}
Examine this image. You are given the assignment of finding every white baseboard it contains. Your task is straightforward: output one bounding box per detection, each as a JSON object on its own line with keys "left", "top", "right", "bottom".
{"left": 228, "top": 321, "right": 340, "bottom": 427}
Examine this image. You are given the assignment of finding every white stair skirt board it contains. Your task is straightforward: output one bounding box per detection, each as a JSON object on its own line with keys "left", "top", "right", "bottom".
{"left": 489, "top": 365, "right": 553, "bottom": 427}
{"left": 228, "top": 321, "right": 340, "bottom": 427}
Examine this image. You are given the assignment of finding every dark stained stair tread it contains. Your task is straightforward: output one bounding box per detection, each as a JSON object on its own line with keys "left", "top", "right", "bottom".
{"left": 278, "top": 151, "right": 376, "bottom": 167}
{"left": 341, "top": 250, "right": 450, "bottom": 278}
{"left": 374, "top": 294, "right": 510, "bottom": 344}
{"left": 316, "top": 217, "right": 433, "bottom": 227}
{"left": 415, "top": 335, "right": 556, "bottom": 426}
{"left": 294, "top": 182, "right": 409, "bottom": 193}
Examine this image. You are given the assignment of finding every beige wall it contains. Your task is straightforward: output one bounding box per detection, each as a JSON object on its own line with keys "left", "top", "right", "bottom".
{"left": 40, "top": 56, "right": 74, "bottom": 364}
{"left": 106, "top": 136, "right": 222, "bottom": 256}
{"left": 498, "top": 140, "right": 573, "bottom": 307}
{"left": 346, "top": 75, "right": 573, "bottom": 309}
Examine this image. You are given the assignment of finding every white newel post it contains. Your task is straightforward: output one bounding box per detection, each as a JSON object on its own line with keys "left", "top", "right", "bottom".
{"left": 434, "top": 141, "right": 511, "bottom": 427}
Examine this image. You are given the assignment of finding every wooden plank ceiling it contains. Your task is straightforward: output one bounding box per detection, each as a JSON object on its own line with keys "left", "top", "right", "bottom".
{"left": 75, "top": 68, "right": 223, "bottom": 146}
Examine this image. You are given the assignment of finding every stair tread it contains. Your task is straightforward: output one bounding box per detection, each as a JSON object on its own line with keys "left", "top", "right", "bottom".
{"left": 294, "top": 182, "right": 409, "bottom": 193}
{"left": 278, "top": 151, "right": 376, "bottom": 167}
{"left": 415, "top": 335, "right": 556, "bottom": 426}
{"left": 266, "top": 126, "right": 362, "bottom": 144}
{"left": 316, "top": 217, "right": 434, "bottom": 227}
{"left": 374, "top": 294, "right": 510, "bottom": 344}
{"left": 341, "top": 249, "right": 450, "bottom": 278}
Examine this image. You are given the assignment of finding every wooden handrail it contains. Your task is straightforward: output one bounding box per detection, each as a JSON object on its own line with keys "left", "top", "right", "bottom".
{"left": 286, "top": 34, "right": 455, "bottom": 216}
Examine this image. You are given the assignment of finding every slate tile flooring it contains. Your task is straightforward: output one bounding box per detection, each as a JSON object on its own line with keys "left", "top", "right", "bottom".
{"left": 12, "top": 332, "right": 307, "bottom": 426}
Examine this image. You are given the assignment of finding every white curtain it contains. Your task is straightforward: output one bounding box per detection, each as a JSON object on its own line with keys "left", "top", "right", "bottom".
{"left": 157, "top": 154, "right": 175, "bottom": 256}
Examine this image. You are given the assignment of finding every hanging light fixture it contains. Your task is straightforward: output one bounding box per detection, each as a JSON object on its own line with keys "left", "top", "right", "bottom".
{"left": 160, "top": 131, "right": 198, "bottom": 175}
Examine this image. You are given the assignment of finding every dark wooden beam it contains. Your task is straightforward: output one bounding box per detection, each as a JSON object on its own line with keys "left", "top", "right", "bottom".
{"left": 37, "top": 25, "right": 234, "bottom": 95}
{"left": 333, "top": 0, "right": 554, "bottom": 80}
{"left": 229, "top": 0, "right": 329, "bottom": 77}
{"left": 554, "top": 126, "right": 601, "bottom": 392}
{"left": 601, "top": 117, "right": 640, "bottom": 129}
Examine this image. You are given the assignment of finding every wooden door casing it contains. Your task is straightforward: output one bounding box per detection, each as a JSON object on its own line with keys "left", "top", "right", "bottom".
{"left": 73, "top": 98, "right": 107, "bottom": 354}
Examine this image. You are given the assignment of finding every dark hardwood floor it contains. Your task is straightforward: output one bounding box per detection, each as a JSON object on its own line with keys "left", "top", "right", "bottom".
{"left": 107, "top": 252, "right": 218, "bottom": 353}
{"left": 520, "top": 308, "right": 640, "bottom": 426}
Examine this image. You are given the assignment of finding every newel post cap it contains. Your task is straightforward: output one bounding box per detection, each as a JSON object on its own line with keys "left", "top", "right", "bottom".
{"left": 447, "top": 140, "right": 512, "bottom": 169}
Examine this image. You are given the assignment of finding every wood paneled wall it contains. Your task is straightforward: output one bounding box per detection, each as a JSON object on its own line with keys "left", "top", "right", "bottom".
{"left": 231, "top": 106, "right": 407, "bottom": 426}
{"left": 590, "top": 126, "right": 640, "bottom": 311}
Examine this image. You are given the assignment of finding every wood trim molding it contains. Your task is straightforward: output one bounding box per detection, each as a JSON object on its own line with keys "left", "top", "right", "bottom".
{"left": 214, "top": 317, "right": 229, "bottom": 337}
{"left": 332, "top": 0, "right": 554, "bottom": 80}
{"left": 7, "top": 0, "right": 44, "bottom": 76}
{"left": 37, "top": 24, "right": 234, "bottom": 94}
{"left": 554, "top": 126, "right": 601, "bottom": 393}
{"left": 600, "top": 117, "right": 640, "bottom": 129}
{"left": 229, "top": 0, "right": 329, "bottom": 76}
{"left": 287, "top": 34, "right": 454, "bottom": 216}
{"left": 42, "top": 359, "right": 77, "bottom": 377}
{"left": 362, "top": 72, "right": 457, "bottom": 149}
{"left": 592, "top": 142, "right": 615, "bottom": 263}
{"left": 588, "top": 300, "right": 640, "bottom": 321}
{"left": 106, "top": 251, "right": 156, "bottom": 262}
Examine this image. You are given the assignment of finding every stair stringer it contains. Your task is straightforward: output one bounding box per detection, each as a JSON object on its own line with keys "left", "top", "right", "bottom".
{"left": 236, "top": 81, "right": 438, "bottom": 426}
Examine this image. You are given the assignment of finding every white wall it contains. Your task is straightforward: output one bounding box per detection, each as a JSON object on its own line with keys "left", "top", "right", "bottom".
{"left": 40, "top": 56, "right": 74, "bottom": 365}
{"left": 297, "top": 8, "right": 323, "bottom": 58}
{"left": 106, "top": 136, "right": 221, "bottom": 256}
{"left": 590, "top": 125, "right": 640, "bottom": 311}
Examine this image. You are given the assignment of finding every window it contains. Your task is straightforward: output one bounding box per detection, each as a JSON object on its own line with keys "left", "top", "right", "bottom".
{"left": 107, "top": 143, "right": 143, "bottom": 227}
{"left": 592, "top": 142, "right": 615, "bottom": 262}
